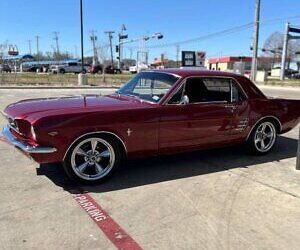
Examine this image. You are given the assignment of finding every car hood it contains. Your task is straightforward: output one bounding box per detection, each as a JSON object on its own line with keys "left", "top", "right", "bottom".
{"left": 4, "top": 94, "right": 155, "bottom": 121}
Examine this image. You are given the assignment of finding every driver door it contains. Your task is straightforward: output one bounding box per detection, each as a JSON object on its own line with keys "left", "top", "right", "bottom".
{"left": 159, "top": 77, "right": 235, "bottom": 154}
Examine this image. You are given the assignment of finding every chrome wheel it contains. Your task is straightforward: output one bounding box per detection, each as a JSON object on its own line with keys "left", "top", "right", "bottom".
{"left": 70, "top": 138, "right": 115, "bottom": 181}
{"left": 254, "top": 122, "right": 276, "bottom": 153}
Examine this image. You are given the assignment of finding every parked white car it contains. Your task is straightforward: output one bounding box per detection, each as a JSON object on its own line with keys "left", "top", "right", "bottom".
{"left": 129, "top": 63, "right": 149, "bottom": 74}
{"left": 50, "top": 62, "right": 89, "bottom": 74}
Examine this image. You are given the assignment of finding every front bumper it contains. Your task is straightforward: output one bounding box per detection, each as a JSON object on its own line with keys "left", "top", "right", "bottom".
{"left": 2, "top": 125, "right": 57, "bottom": 154}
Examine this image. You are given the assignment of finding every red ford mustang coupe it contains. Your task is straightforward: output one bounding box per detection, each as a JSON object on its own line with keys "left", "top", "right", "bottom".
{"left": 2, "top": 69, "right": 300, "bottom": 183}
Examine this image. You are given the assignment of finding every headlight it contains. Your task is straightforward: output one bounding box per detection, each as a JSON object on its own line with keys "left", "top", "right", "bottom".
{"left": 31, "top": 125, "right": 37, "bottom": 141}
{"left": 14, "top": 119, "right": 36, "bottom": 139}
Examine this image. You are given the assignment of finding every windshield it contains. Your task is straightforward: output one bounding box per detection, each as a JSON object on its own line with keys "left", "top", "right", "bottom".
{"left": 117, "top": 72, "right": 179, "bottom": 103}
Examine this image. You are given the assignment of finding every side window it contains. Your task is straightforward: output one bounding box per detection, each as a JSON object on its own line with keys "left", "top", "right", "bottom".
{"left": 184, "top": 77, "right": 231, "bottom": 103}
{"left": 231, "top": 80, "right": 246, "bottom": 102}
{"left": 168, "top": 85, "right": 184, "bottom": 104}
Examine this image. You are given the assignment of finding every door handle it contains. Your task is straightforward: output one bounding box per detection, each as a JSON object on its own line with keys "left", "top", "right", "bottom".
{"left": 225, "top": 105, "right": 237, "bottom": 112}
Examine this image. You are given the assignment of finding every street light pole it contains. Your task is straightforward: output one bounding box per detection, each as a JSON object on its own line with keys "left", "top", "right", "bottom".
{"left": 280, "top": 22, "right": 290, "bottom": 80}
{"left": 80, "top": 0, "right": 84, "bottom": 73}
{"left": 251, "top": 0, "right": 261, "bottom": 82}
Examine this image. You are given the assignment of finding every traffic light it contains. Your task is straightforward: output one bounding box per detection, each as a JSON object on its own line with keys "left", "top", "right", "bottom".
{"left": 119, "top": 34, "right": 128, "bottom": 40}
{"left": 116, "top": 45, "right": 119, "bottom": 53}
{"left": 157, "top": 34, "right": 163, "bottom": 39}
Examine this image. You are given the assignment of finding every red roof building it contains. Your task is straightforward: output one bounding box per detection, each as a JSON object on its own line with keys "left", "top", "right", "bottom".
{"left": 207, "top": 56, "right": 252, "bottom": 71}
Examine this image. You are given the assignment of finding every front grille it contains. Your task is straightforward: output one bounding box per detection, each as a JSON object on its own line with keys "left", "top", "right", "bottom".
{"left": 1, "top": 112, "right": 18, "bottom": 132}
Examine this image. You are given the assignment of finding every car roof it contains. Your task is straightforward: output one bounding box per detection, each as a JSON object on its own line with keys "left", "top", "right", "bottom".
{"left": 150, "top": 68, "right": 267, "bottom": 100}
{"left": 147, "top": 68, "right": 242, "bottom": 78}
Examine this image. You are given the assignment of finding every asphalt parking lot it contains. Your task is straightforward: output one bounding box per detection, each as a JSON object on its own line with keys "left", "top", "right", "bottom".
{"left": 0, "top": 86, "right": 300, "bottom": 250}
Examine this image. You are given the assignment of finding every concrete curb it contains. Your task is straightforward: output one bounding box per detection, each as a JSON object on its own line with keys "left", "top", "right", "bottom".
{"left": 257, "top": 85, "right": 300, "bottom": 91}
{"left": 0, "top": 84, "right": 299, "bottom": 91}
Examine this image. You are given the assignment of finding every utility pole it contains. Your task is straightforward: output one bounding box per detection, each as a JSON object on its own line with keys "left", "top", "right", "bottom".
{"left": 35, "top": 35, "right": 40, "bottom": 62}
{"left": 74, "top": 45, "right": 78, "bottom": 58}
{"left": 28, "top": 40, "right": 32, "bottom": 55}
{"left": 53, "top": 32, "right": 60, "bottom": 59}
{"left": 250, "top": 0, "right": 261, "bottom": 82}
{"left": 105, "top": 31, "right": 115, "bottom": 68}
{"left": 176, "top": 44, "right": 180, "bottom": 67}
{"left": 129, "top": 48, "right": 133, "bottom": 60}
{"left": 90, "top": 30, "right": 98, "bottom": 65}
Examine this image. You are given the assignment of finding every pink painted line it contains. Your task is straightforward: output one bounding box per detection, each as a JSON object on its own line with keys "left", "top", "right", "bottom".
{"left": 72, "top": 192, "right": 143, "bottom": 250}
{"left": 0, "top": 135, "right": 9, "bottom": 145}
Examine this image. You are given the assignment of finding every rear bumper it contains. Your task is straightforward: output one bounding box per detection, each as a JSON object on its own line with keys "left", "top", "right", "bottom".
{"left": 2, "top": 125, "right": 57, "bottom": 154}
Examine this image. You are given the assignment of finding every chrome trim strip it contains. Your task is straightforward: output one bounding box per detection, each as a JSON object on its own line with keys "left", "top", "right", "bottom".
{"left": 63, "top": 131, "right": 128, "bottom": 161}
{"left": 245, "top": 116, "right": 282, "bottom": 141}
{"left": 142, "top": 70, "right": 182, "bottom": 79}
{"left": 2, "top": 125, "right": 57, "bottom": 154}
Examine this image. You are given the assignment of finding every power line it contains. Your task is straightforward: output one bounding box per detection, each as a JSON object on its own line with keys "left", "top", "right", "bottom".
{"left": 149, "top": 23, "right": 253, "bottom": 48}
{"left": 72, "top": 14, "right": 300, "bottom": 58}
{"left": 145, "top": 14, "right": 300, "bottom": 49}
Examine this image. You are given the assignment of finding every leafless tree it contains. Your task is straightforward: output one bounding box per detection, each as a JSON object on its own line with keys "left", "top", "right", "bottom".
{"left": 97, "top": 44, "right": 110, "bottom": 81}
{"left": 263, "top": 32, "right": 300, "bottom": 69}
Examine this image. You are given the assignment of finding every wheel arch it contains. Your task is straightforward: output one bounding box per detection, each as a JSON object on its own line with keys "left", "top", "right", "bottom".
{"left": 246, "top": 116, "right": 282, "bottom": 141}
{"left": 63, "top": 131, "right": 127, "bottom": 161}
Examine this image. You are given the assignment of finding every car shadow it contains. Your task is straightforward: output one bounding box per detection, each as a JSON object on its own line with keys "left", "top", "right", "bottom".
{"left": 36, "top": 136, "right": 298, "bottom": 194}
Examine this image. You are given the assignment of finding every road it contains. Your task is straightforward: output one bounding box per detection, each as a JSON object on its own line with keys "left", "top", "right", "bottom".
{"left": 0, "top": 86, "right": 299, "bottom": 250}
{"left": 259, "top": 85, "right": 300, "bottom": 99}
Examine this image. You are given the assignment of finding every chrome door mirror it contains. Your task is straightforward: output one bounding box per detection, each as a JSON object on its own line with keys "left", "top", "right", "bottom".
{"left": 179, "top": 95, "right": 189, "bottom": 105}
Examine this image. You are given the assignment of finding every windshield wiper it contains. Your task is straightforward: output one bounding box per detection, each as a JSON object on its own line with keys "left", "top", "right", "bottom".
{"left": 124, "top": 93, "right": 141, "bottom": 99}
{"left": 117, "top": 92, "right": 140, "bottom": 99}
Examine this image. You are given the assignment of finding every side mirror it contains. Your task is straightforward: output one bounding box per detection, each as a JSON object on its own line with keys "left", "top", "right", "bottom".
{"left": 179, "top": 95, "right": 189, "bottom": 105}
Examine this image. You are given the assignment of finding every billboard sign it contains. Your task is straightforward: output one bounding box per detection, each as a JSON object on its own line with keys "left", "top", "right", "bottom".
{"left": 182, "top": 51, "right": 196, "bottom": 67}
{"left": 195, "top": 51, "right": 206, "bottom": 67}
{"left": 289, "top": 26, "right": 300, "bottom": 34}
{"left": 8, "top": 45, "right": 19, "bottom": 56}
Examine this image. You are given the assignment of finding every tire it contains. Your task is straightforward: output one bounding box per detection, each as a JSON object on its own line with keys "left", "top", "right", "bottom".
{"left": 59, "top": 69, "right": 65, "bottom": 74}
{"left": 63, "top": 134, "right": 122, "bottom": 184}
{"left": 82, "top": 69, "right": 87, "bottom": 74}
{"left": 247, "top": 119, "right": 277, "bottom": 155}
